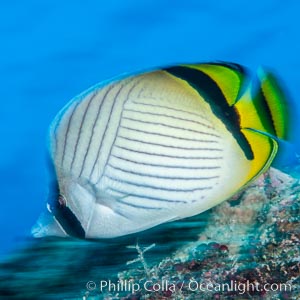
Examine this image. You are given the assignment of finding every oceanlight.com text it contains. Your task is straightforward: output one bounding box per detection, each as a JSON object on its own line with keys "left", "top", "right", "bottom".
{"left": 86, "top": 279, "right": 292, "bottom": 295}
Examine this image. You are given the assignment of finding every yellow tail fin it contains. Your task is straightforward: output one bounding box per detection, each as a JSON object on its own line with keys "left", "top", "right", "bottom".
{"left": 236, "top": 68, "right": 289, "bottom": 140}
{"left": 234, "top": 67, "right": 289, "bottom": 180}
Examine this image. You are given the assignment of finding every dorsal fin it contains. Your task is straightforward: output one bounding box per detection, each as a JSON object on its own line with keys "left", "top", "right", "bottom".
{"left": 165, "top": 63, "right": 254, "bottom": 160}
{"left": 182, "top": 62, "right": 248, "bottom": 106}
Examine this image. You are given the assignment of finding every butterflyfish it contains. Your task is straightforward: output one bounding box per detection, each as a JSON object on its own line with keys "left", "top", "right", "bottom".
{"left": 32, "top": 62, "right": 289, "bottom": 239}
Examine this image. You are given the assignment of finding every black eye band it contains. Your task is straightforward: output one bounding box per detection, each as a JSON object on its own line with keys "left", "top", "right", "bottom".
{"left": 46, "top": 156, "right": 86, "bottom": 238}
{"left": 51, "top": 204, "right": 86, "bottom": 239}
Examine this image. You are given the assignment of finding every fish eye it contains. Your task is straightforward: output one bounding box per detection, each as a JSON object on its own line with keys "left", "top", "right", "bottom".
{"left": 47, "top": 192, "right": 66, "bottom": 213}
{"left": 48, "top": 192, "right": 85, "bottom": 239}
{"left": 58, "top": 194, "right": 67, "bottom": 208}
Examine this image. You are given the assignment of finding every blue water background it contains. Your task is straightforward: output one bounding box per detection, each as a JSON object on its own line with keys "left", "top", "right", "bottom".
{"left": 0, "top": 0, "right": 300, "bottom": 256}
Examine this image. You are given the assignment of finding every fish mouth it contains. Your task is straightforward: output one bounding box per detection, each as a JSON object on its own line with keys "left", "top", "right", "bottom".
{"left": 31, "top": 209, "right": 68, "bottom": 238}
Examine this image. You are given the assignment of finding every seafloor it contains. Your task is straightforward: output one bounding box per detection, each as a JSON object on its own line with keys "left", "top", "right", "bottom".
{"left": 0, "top": 168, "right": 299, "bottom": 299}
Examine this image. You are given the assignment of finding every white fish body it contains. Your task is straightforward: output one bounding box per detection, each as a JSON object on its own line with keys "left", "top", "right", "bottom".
{"left": 32, "top": 63, "right": 288, "bottom": 238}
